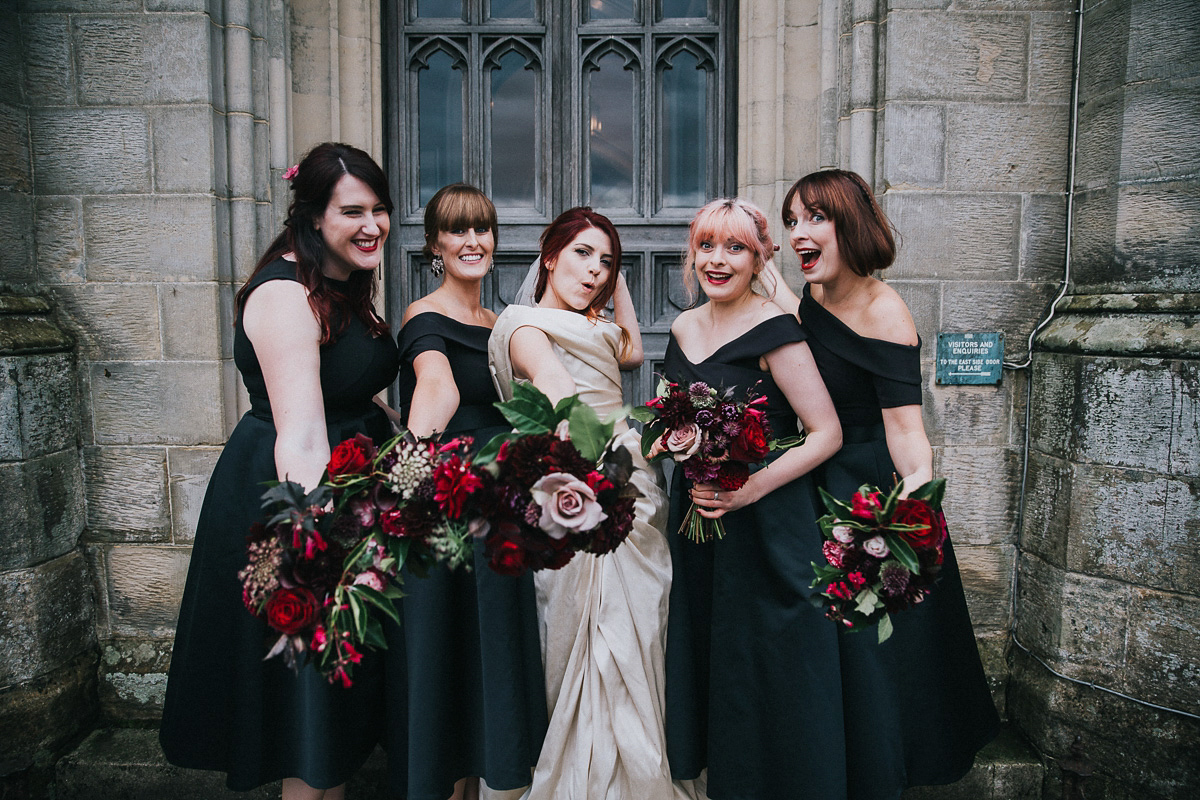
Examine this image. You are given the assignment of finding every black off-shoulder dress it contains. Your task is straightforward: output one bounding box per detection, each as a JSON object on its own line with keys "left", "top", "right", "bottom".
{"left": 800, "top": 283, "right": 999, "bottom": 800}
{"left": 161, "top": 259, "right": 399, "bottom": 790}
{"left": 384, "top": 312, "right": 546, "bottom": 800}
{"left": 663, "top": 314, "right": 847, "bottom": 800}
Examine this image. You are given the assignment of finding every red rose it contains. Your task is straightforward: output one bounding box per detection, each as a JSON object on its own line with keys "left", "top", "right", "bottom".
{"left": 327, "top": 434, "right": 376, "bottom": 476}
{"left": 892, "top": 498, "right": 945, "bottom": 550}
{"left": 488, "top": 537, "right": 529, "bottom": 577}
{"left": 730, "top": 415, "right": 770, "bottom": 462}
{"left": 264, "top": 587, "right": 319, "bottom": 635}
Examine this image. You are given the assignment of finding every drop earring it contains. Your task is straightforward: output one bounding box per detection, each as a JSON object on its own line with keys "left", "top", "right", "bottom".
{"left": 431, "top": 255, "right": 445, "bottom": 277}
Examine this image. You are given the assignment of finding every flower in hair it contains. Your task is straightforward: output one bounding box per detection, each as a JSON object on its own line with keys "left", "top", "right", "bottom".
{"left": 282, "top": 165, "right": 299, "bottom": 181}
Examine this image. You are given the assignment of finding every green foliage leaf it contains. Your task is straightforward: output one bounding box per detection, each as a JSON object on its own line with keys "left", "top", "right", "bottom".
{"left": 472, "top": 431, "right": 515, "bottom": 466}
{"left": 910, "top": 477, "right": 946, "bottom": 508}
{"left": 628, "top": 406, "right": 657, "bottom": 424}
{"left": 567, "top": 401, "right": 611, "bottom": 464}
{"left": 877, "top": 613, "right": 894, "bottom": 643}
{"left": 818, "top": 486, "right": 853, "bottom": 518}
{"left": 854, "top": 587, "right": 882, "bottom": 616}
{"left": 553, "top": 394, "right": 581, "bottom": 420}
{"left": 883, "top": 533, "right": 920, "bottom": 573}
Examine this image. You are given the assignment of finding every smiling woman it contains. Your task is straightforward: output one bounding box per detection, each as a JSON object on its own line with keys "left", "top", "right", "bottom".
{"left": 159, "top": 143, "right": 399, "bottom": 800}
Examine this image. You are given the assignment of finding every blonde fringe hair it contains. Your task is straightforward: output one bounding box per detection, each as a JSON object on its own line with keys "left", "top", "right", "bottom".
{"left": 682, "top": 198, "right": 778, "bottom": 304}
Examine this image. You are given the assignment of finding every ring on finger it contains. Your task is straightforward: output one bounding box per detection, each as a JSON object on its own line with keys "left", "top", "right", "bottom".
{"left": 714, "top": 491, "right": 720, "bottom": 501}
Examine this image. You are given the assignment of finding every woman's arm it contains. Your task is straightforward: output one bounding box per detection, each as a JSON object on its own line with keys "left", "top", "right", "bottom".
{"left": 761, "top": 257, "right": 803, "bottom": 315}
{"left": 881, "top": 404, "right": 933, "bottom": 496}
{"left": 242, "top": 280, "right": 330, "bottom": 491}
{"left": 405, "top": 350, "right": 461, "bottom": 437}
{"left": 691, "top": 340, "right": 842, "bottom": 518}
{"left": 610, "top": 272, "right": 644, "bottom": 369}
{"left": 508, "top": 325, "right": 577, "bottom": 405}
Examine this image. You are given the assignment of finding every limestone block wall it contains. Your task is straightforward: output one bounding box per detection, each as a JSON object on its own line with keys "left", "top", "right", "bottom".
{"left": 1012, "top": 0, "right": 1200, "bottom": 796}
{"left": 3, "top": 0, "right": 290, "bottom": 722}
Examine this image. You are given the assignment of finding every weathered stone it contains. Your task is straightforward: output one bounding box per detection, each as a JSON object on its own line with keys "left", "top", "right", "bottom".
{"left": 1124, "top": 587, "right": 1200, "bottom": 712}
{"left": 0, "top": 550, "right": 96, "bottom": 684}
{"left": 885, "top": 192, "right": 1021, "bottom": 280}
{"left": 1074, "top": 90, "right": 1124, "bottom": 191}
{"left": 881, "top": 103, "right": 945, "bottom": 188}
{"left": 89, "top": 362, "right": 225, "bottom": 445}
{"left": 21, "top": 13, "right": 75, "bottom": 105}
{"left": 0, "top": 190, "right": 34, "bottom": 285}
{"left": 34, "top": 196, "right": 85, "bottom": 284}
{"left": 74, "top": 14, "right": 210, "bottom": 105}
{"left": 0, "top": 102, "right": 32, "bottom": 193}
{"left": 1067, "top": 464, "right": 1198, "bottom": 594}
{"left": 0, "top": 449, "right": 84, "bottom": 570}
{"left": 167, "top": 446, "right": 220, "bottom": 543}
{"left": 19, "top": 0, "right": 141, "bottom": 10}
{"left": 83, "top": 446, "right": 169, "bottom": 540}
{"left": 1071, "top": 356, "right": 1176, "bottom": 471}
{"left": 1109, "top": 182, "right": 1200, "bottom": 293}
{"left": 0, "top": 651, "right": 98, "bottom": 778}
{"left": 30, "top": 109, "right": 151, "bottom": 195}
{"left": 885, "top": 12, "right": 1029, "bottom": 102}
{"left": 926, "top": 382, "right": 1012, "bottom": 447}
{"left": 901, "top": 726, "right": 1043, "bottom": 800}
{"left": 1119, "top": 83, "right": 1200, "bottom": 184}
{"left": 225, "top": 112, "right": 257, "bottom": 199}
{"left": 101, "top": 545, "right": 191, "bottom": 637}
{"left": 1076, "top": 0, "right": 1131, "bottom": 102}
{"left": 0, "top": 351, "right": 78, "bottom": 459}
{"left": 0, "top": 10, "right": 21, "bottom": 108}
{"left": 1020, "top": 192, "right": 1067, "bottom": 282}
{"left": 160, "top": 283, "right": 221, "bottom": 360}
{"left": 82, "top": 195, "right": 218, "bottom": 282}
{"left": 1018, "top": 451, "right": 1071, "bottom": 567}
{"left": 940, "top": 282, "right": 1058, "bottom": 362}
{"left": 98, "top": 637, "right": 172, "bottom": 719}
{"left": 1029, "top": 11, "right": 1076, "bottom": 103}
{"left": 946, "top": 103, "right": 1070, "bottom": 192}
{"left": 1126, "top": 0, "right": 1200, "bottom": 83}
{"left": 1173, "top": 359, "right": 1200, "bottom": 477}
{"left": 49, "top": 283, "right": 163, "bottom": 360}
{"left": 1009, "top": 648, "right": 1200, "bottom": 800}
{"left": 938, "top": 436, "right": 1017, "bottom": 513}
{"left": 955, "top": 542, "right": 1013, "bottom": 631}
{"left": 151, "top": 105, "right": 215, "bottom": 193}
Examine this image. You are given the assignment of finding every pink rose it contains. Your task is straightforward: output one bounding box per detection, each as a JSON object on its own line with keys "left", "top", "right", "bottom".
{"left": 530, "top": 472, "right": 608, "bottom": 539}
{"left": 663, "top": 423, "right": 702, "bottom": 461}
{"left": 352, "top": 569, "right": 386, "bottom": 592}
{"left": 863, "top": 536, "right": 890, "bottom": 558}
{"left": 468, "top": 517, "right": 491, "bottom": 538}
{"left": 831, "top": 524, "right": 855, "bottom": 544}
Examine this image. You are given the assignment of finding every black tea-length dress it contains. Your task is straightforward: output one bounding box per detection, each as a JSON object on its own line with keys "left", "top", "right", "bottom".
{"left": 799, "top": 283, "right": 1000, "bottom": 800}
{"left": 384, "top": 312, "right": 546, "bottom": 800}
{"left": 161, "top": 259, "right": 400, "bottom": 790}
{"left": 663, "top": 314, "right": 847, "bottom": 800}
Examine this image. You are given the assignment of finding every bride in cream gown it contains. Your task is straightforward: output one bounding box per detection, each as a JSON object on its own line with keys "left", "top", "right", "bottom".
{"left": 486, "top": 208, "right": 700, "bottom": 800}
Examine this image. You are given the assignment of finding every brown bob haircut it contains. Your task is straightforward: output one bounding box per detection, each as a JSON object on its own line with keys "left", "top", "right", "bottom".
{"left": 423, "top": 183, "right": 499, "bottom": 260}
{"left": 781, "top": 169, "right": 896, "bottom": 277}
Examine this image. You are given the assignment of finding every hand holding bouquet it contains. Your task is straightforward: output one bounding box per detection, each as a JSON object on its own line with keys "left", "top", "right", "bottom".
{"left": 810, "top": 478, "right": 947, "bottom": 643}
{"left": 631, "top": 378, "right": 801, "bottom": 542}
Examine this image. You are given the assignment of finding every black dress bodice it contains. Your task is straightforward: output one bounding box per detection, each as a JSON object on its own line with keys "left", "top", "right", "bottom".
{"left": 662, "top": 314, "right": 806, "bottom": 439}
{"left": 798, "top": 283, "right": 921, "bottom": 429}
{"left": 394, "top": 311, "right": 507, "bottom": 437}
{"left": 234, "top": 259, "right": 399, "bottom": 422}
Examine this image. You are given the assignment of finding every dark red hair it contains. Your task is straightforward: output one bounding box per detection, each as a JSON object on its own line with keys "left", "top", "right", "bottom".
{"left": 236, "top": 142, "right": 393, "bottom": 342}
{"left": 781, "top": 169, "right": 896, "bottom": 277}
{"left": 534, "top": 207, "right": 623, "bottom": 316}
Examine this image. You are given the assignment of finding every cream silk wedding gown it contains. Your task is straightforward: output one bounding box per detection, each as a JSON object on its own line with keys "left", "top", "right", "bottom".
{"left": 487, "top": 305, "right": 699, "bottom": 800}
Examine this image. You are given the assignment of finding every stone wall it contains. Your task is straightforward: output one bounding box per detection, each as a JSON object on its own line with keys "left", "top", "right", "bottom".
{"left": 1012, "top": 0, "right": 1200, "bottom": 797}
{"left": 2, "top": 0, "right": 291, "bottom": 723}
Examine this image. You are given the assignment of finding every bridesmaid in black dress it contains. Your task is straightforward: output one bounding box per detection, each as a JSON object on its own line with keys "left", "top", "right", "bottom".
{"left": 161, "top": 143, "right": 399, "bottom": 798}
{"left": 384, "top": 184, "right": 546, "bottom": 800}
{"left": 662, "top": 198, "right": 844, "bottom": 799}
{"left": 770, "top": 168, "right": 999, "bottom": 799}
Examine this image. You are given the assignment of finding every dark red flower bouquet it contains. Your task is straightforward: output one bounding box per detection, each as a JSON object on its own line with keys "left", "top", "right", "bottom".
{"left": 466, "top": 382, "right": 642, "bottom": 576}
{"left": 240, "top": 433, "right": 482, "bottom": 686}
{"left": 810, "top": 478, "right": 947, "bottom": 642}
{"left": 630, "top": 378, "right": 802, "bottom": 542}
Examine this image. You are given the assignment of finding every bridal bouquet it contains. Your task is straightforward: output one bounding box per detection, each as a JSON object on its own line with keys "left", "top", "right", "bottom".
{"left": 810, "top": 479, "right": 947, "bottom": 643}
{"left": 240, "top": 433, "right": 482, "bottom": 687}
{"left": 631, "top": 378, "right": 802, "bottom": 542}
{"left": 466, "top": 381, "right": 642, "bottom": 576}
{"left": 241, "top": 384, "right": 640, "bottom": 684}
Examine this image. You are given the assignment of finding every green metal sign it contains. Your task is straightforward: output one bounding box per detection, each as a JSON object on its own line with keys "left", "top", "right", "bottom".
{"left": 936, "top": 333, "right": 1004, "bottom": 385}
